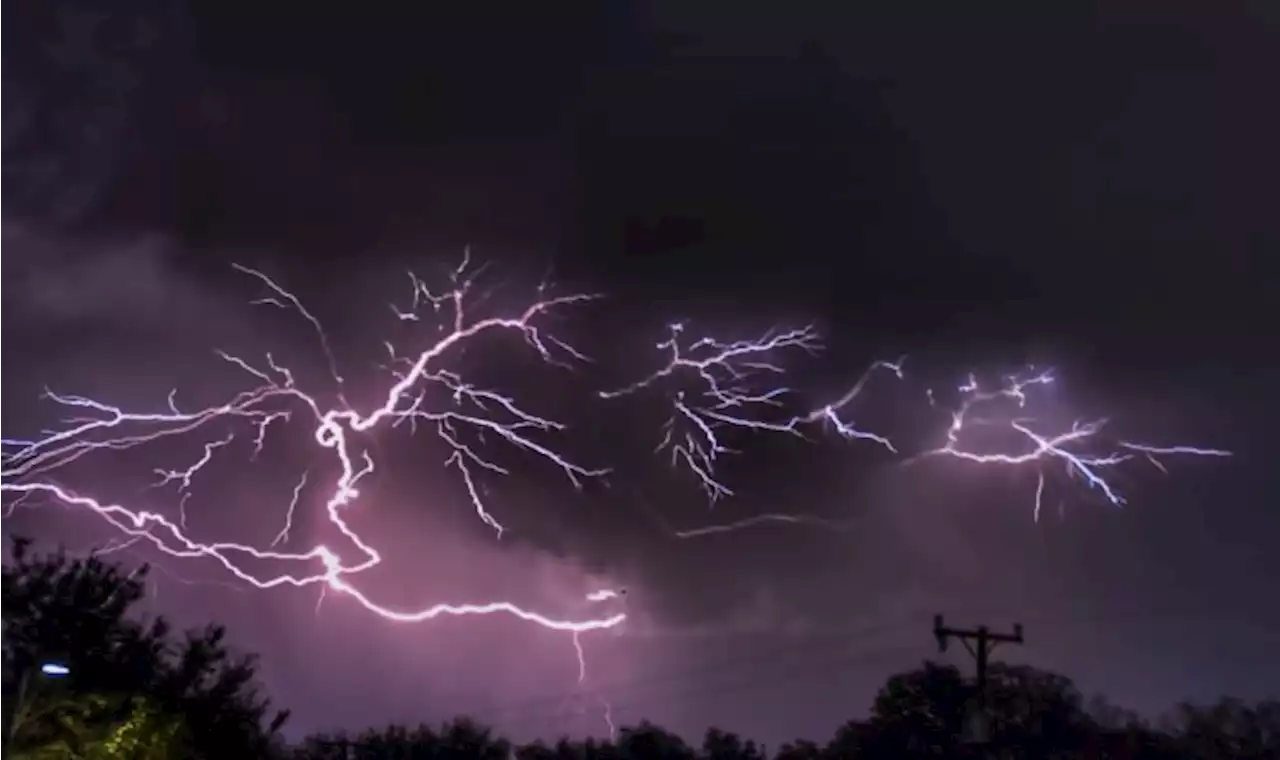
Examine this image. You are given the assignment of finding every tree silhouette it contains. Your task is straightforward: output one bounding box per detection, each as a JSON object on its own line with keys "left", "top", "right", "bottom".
{"left": 858, "top": 661, "right": 971, "bottom": 757}
{"left": 3, "top": 537, "right": 166, "bottom": 757}
{"left": 701, "top": 726, "right": 765, "bottom": 760}
{"left": 300, "top": 718, "right": 512, "bottom": 760}
{"left": 2, "top": 537, "right": 287, "bottom": 759}
{"left": 981, "top": 663, "right": 1094, "bottom": 756}
{"left": 1162, "top": 697, "right": 1280, "bottom": 760}
{"left": 292, "top": 661, "right": 1278, "bottom": 760}
{"left": 157, "top": 624, "right": 290, "bottom": 759}
{"left": 615, "top": 721, "right": 695, "bottom": 759}
{"left": 772, "top": 738, "right": 824, "bottom": 760}
{"left": 6, "top": 538, "right": 1280, "bottom": 759}
{"left": 854, "top": 660, "right": 1098, "bottom": 758}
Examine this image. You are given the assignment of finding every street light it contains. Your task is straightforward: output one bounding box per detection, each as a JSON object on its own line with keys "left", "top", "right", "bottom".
{"left": 4, "top": 661, "right": 72, "bottom": 752}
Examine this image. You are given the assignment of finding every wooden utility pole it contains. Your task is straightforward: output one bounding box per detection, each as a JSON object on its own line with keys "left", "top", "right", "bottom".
{"left": 933, "top": 614, "right": 1025, "bottom": 745}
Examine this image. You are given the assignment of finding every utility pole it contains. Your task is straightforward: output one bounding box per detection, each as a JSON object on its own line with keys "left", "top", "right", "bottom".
{"left": 933, "top": 614, "right": 1024, "bottom": 745}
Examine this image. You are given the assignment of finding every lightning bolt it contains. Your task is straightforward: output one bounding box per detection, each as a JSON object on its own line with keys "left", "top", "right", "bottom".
{"left": 912, "top": 368, "right": 1232, "bottom": 520}
{"left": 600, "top": 322, "right": 904, "bottom": 500}
{"left": 671, "top": 513, "right": 854, "bottom": 539}
{"left": 4, "top": 248, "right": 1235, "bottom": 732}
{"left": 565, "top": 588, "right": 624, "bottom": 740}
{"left": 2, "top": 254, "right": 627, "bottom": 647}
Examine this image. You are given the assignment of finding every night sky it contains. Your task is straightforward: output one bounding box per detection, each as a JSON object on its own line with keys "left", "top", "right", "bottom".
{"left": 4, "top": 1, "right": 1279, "bottom": 748}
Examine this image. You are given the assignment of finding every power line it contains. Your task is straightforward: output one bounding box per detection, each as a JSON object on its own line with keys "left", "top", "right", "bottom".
{"left": 310, "top": 609, "right": 940, "bottom": 729}
{"left": 294, "top": 599, "right": 1280, "bottom": 740}
{"left": 445, "top": 603, "right": 1279, "bottom": 735}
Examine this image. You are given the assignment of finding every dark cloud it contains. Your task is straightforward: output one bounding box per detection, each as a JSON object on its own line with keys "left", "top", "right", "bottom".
{"left": 3, "top": 0, "right": 194, "bottom": 228}
{"left": 4, "top": 1, "right": 1279, "bottom": 749}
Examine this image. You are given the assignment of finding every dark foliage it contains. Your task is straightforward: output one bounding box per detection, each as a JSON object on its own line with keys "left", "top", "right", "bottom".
{"left": 2, "top": 537, "right": 288, "bottom": 759}
{"left": 4, "top": 537, "right": 1277, "bottom": 759}
{"left": 293, "top": 693, "right": 1280, "bottom": 760}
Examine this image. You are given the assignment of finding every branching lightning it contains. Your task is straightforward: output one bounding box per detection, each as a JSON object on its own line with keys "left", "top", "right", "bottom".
{"left": 565, "top": 588, "right": 624, "bottom": 739}
{"left": 628, "top": 355, "right": 1231, "bottom": 539}
{"left": 600, "top": 322, "right": 904, "bottom": 501}
{"left": 913, "top": 368, "right": 1232, "bottom": 520}
{"left": 2, "top": 247, "right": 1237, "bottom": 741}
{"left": 1, "top": 253, "right": 626, "bottom": 639}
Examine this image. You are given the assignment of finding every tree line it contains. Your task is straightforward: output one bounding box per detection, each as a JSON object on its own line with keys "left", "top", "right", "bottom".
{"left": 3, "top": 539, "right": 1276, "bottom": 759}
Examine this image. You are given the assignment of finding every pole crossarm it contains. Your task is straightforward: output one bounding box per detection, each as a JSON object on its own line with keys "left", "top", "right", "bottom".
{"left": 932, "top": 614, "right": 1026, "bottom": 746}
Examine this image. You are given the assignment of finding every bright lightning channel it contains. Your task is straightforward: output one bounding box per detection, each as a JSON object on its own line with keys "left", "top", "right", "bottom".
{"left": 913, "top": 368, "right": 1232, "bottom": 520}
{"left": 600, "top": 322, "right": 904, "bottom": 501}
{"left": 1, "top": 251, "right": 626, "bottom": 639}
